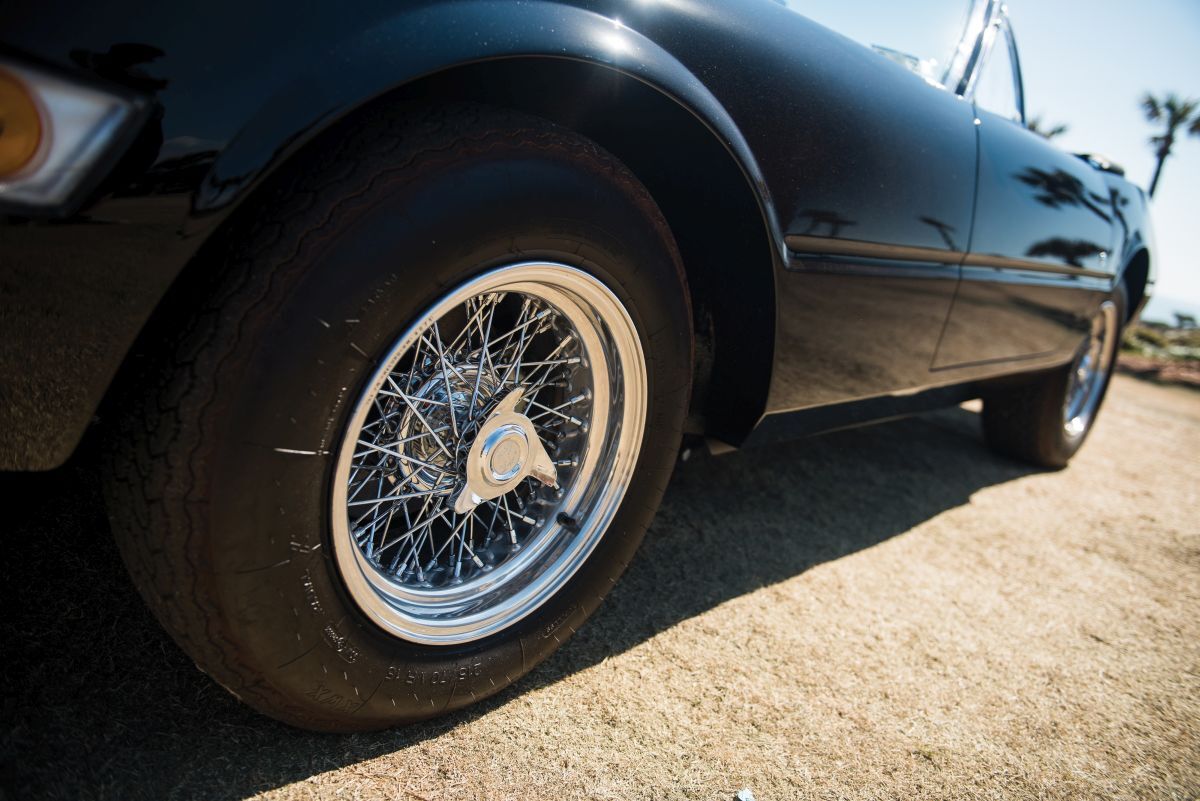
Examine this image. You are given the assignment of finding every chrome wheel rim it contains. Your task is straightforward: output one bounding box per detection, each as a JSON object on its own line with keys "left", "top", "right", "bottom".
{"left": 331, "top": 262, "right": 647, "bottom": 645}
{"left": 1063, "top": 300, "right": 1117, "bottom": 440}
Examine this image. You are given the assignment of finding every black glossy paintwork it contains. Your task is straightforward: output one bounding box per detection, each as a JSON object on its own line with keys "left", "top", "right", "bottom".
{"left": 970, "top": 110, "right": 1119, "bottom": 276}
{"left": 1104, "top": 171, "right": 1156, "bottom": 310}
{"left": 932, "top": 106, "right": 1116, "bottom": 367}
{"left": 0, "top": 0, "right": 1153, "bottom": 468}
{"left": 644, "top": 3, "right": 983, "bottom": 412}
{"left": 769, "top": 258, "right": 963, "bottom": 409}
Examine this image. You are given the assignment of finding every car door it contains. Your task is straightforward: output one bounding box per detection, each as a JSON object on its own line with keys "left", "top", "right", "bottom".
{"left": 933, "top": 11, "right": 1117, "bottom": 368}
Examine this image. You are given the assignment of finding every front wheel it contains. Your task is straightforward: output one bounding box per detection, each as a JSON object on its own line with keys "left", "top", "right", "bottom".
{"left": 104, "top": 104, "right": 691, "bottom": 731}
{"left": 982, "top": 290, "right": 1124, "bottom": 468}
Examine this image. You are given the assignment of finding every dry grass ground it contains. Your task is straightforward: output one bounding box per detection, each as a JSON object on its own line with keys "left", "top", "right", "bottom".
{"left": 2, "top": 374, "right": 1197, "bottom": 801}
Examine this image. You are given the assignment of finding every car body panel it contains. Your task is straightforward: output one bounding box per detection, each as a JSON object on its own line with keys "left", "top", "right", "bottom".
{"left": 933, "top": 106, "right": 1116, "bottom": 368}
{"left": 0, "top": 0, "right": 1151, "bottom": 470}
{"left": 633, "top": 2, "right": 982, "bottom": 412}
{"left": 1, "top": 0, "right": 787, "bottom": 468}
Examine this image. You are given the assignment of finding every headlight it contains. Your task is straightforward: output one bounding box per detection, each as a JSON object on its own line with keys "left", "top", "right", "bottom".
{"left": 0, "top": 70, "right": 43, "bottom": 177}
{"left": 0, "top": 61, "right": 143, "bottom": 212}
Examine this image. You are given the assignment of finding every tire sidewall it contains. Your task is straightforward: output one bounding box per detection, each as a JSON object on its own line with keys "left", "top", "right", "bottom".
{"left": 194, "top": 133, "right": 689, "bottom": 727}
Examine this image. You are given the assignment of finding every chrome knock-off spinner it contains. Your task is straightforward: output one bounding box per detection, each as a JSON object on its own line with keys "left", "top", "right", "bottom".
{"left": 452, "top": 388, "right": 558, "bottom": 514}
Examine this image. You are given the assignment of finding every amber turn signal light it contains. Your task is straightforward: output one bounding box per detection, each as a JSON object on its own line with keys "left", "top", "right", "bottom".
{"left": 0, "top": 69, "right": 43, "bottom": 178}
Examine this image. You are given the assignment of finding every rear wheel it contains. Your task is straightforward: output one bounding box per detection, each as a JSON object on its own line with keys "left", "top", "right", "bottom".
{"left": 104, "top": 104, "right": 691, "bottom": 731}
{"left": 982, "top": 290, "right": 1124, "bottom": 468}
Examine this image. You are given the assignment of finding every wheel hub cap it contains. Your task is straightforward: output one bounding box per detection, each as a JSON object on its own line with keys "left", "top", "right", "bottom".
{"left": 452, "top": 388, "right": 558, "bottom": 514}
{"left": 486, "top": 428, "right": 525, "bottom": 481}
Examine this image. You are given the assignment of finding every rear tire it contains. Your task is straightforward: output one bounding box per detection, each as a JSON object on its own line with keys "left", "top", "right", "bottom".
{"left": 982, "top": 288, "right": 1125, "bottom": 468}
{"left": 104, "top": 104, "right": 691, "bottom": 731}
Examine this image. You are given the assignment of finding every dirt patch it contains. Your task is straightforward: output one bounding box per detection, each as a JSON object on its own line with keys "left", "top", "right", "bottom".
{"left": 2, "top": 375, "right": 1197, "bottom": 800}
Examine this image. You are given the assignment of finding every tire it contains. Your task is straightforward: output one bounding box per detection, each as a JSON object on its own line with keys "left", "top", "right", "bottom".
{"left": 104, "top": 103, "right": 692, "bottom": 731}
{"left": 981, "top": 286, "right": 1125, "bottom": 468}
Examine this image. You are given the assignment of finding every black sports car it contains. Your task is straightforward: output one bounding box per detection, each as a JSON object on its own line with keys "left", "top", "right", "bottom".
{"left": 0, "top": 0, "right": 1153, "bottom": 730}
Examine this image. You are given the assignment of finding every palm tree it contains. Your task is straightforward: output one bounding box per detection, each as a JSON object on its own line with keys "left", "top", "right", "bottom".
{"left": 1141, "top": 92, "right": 1200, "bottom": 197}
{"left": 1026, "top": 115, "right": 1068, "bottom": 140}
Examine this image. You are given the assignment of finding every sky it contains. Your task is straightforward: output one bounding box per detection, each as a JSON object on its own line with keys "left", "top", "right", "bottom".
{"left": 798, "top": 0, "right": 1200, "bottom": 323}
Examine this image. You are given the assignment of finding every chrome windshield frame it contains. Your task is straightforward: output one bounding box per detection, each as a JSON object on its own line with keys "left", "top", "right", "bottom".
{"left": 942, "top": 0, "right": 998, "bottom": 93}
{"left": 947, "top": 1, "right": 1026, "bottom": 124}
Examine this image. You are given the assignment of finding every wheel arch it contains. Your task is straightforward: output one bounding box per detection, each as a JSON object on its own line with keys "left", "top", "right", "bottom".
{"left": 1117, "top": 248, "right": 1151, "bottom": 323}
{"left": 144, "top": 8, "right": 782, "bottom": 448}
{"left": 376, "top": 58, "right": 778, "bottom": 446}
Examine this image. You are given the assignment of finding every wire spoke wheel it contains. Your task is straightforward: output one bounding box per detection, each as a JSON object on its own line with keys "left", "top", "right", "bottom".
{"left": 104, "top": 106, "right": 691, "bottom": 729}
{"left": 982, "top": 290, "right": 1125, "bottom": 469}
{"left": 331, "top": 263, "right": 647, "bottom": 644}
